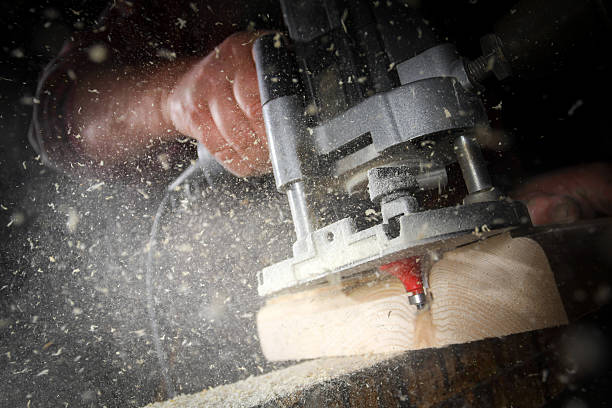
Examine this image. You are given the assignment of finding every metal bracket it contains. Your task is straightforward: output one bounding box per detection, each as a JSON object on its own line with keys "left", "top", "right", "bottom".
{"left": 257, "top": 200, "right": 530, "bottom": 297}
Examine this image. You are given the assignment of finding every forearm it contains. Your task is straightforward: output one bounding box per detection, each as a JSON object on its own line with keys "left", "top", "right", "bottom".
{"left": 69, "top": 31, "right": 270, "bottom": 176}
{"left": 70, "top": 60, "right": 195, "bottom": 165}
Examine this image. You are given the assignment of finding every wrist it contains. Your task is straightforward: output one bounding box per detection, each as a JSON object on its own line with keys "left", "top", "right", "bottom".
{"left": 157, "top": 57, "right": 201, "bottom": 141}
{"left": 159, "top": 87, "right": 175, "bottom": 139}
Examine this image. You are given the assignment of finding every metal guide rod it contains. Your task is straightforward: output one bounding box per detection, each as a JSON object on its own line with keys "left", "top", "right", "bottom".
{"left": 286, "top": 181, "right": 313, "bottom": 240}
{"left": 454, "top": 134, "right": 493, "bottom": 194}
{"left": 253, "top": 34, "right": 314, "bottom": 243}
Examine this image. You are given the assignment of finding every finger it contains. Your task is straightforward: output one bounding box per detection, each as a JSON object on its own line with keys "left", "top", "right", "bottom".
{"left": 210, "top": 115, "right": 270, "bottom": 177}
{"left": 236, "top": 134, "right": 272, "bottom": 175}
{"left": 513, "top": 162, "right": 612, "bottom": 219}
{"left": 244, "top": 116, "right": 271, "bottom": 173}
{"left": 189, "top": 89, "right": 270, "bottom": 175}
{"left": 165, "top": 81, "right": 230, "bottom": 154}
{"left": 195, "top": 123, "right": 231, "bottom": 156}
{"left": 233, "top": 61, "right": 262, "bottom": 120}
{"left": 214, "top": 145, "right": 259, "bottom": 178}
{"left": 208, "top": 86, "right": 269, "bottom": 162}
{"left": 520, "top": 192, "right": 582, "bottom": 226}
{"left": 184, "top": 104, "right": 232, "bottom": 155}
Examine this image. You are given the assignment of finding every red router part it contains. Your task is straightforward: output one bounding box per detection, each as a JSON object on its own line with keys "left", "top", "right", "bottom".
{"left": 379, "top": 256, "right": 424, "bottom": 294}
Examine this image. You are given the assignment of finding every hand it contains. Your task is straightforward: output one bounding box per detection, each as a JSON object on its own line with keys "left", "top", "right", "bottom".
{"left": 164, "top": 31, "right": 271, "bottom": 177}
{"left": 512, "top": 163, "right": 612, "bottom": 225}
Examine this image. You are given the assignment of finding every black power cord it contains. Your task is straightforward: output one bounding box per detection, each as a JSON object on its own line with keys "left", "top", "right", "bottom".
{"left": 144, "top": 144, "right": 225, "bottom": 399}
{"left": 145, "top": 190, "right": 174, "bottom": 397}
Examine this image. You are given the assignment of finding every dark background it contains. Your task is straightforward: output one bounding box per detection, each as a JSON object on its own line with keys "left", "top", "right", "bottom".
{"left": 1, "top": 0, "right": 611, "bottom": 407}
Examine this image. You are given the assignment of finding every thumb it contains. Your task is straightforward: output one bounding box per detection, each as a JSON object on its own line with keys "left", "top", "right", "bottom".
{"left": 520, "top": 192, "right": 582, "bottom": 226}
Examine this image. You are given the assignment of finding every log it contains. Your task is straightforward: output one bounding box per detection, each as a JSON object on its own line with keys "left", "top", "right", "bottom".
{"left": 257, "top": 233, "right": 568, "bottom": 361}
{"left": 146, "top": 328, "right": 571, "bottom": 408}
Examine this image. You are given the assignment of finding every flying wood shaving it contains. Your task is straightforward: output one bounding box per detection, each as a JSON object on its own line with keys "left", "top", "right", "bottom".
{"left": 86, "top": 182, "right": 105, "bottom": 192}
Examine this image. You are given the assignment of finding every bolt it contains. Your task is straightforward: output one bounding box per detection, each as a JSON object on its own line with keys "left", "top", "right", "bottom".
{"left": 466, "top": 53, "right": 494, "bottom": 85}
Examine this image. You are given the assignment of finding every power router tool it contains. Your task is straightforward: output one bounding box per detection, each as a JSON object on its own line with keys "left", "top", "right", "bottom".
{"left": 143, "top": 0, "right": 606, "bottom": 389}
{"left": 250, "top": 1, "right": 538, "bottom": 309}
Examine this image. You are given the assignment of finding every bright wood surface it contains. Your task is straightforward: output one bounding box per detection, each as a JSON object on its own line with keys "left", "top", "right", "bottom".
{"left": 257, "top": 233, "right": 568, "bottom": 361}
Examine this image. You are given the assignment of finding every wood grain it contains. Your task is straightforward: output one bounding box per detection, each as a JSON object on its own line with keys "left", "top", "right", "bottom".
{"left": 257, "top": 233, "right": 568, "bottom": 361}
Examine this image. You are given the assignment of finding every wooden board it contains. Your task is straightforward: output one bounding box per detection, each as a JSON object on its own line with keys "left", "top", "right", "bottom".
{"left": 257, "top": 233, "right": 568, "bottom": 361}
{"left": 146, "top": 328, "right": 571, "bottom": 408}
{"left": 146, "top": 220, "right": 611, "bottom": 408}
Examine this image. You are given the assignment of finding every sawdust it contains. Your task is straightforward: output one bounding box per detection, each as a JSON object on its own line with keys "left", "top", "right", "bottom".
{"left": 145, "top": 353, "right": 397, "bottom": 408}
